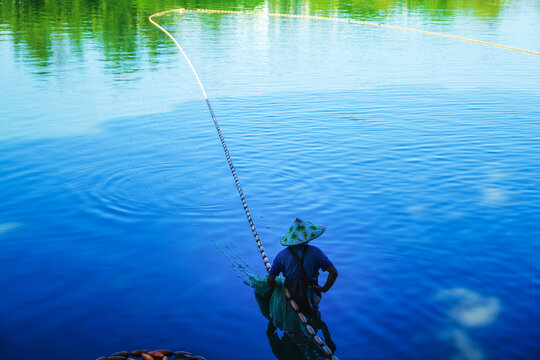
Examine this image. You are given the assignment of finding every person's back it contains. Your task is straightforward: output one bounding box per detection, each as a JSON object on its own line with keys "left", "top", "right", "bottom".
{"left": 267, "top": 218, "right": 338, "bottom": 315}
{"left": 271, "top": 244, "right": 333, "bottom": 283}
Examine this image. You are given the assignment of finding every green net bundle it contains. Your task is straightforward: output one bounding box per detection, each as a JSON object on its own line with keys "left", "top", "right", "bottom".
{"left": 250, "top": 274, "right": 303, "bottom": 333}
{"left": 250, "top": 274, "right": 336, "bottom": 359}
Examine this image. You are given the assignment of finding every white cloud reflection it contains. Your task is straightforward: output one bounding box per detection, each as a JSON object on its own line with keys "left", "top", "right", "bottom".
{"left": 437, "top": 288, "right": 501, "bottom": 360}
{"left": 437, "top": 288, "right": 501, "bottom": 327}
{"left": 444, "top": 329, "right": 484, "bottom": 360}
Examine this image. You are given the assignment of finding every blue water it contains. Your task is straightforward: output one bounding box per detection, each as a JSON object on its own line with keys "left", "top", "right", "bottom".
{"left": 1, "top": 2, "right": 540, "bottom": 359}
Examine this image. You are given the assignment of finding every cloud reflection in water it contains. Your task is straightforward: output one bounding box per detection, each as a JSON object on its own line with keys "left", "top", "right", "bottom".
{"left": 437, "top": 288, "right": 501, "bottom": 360}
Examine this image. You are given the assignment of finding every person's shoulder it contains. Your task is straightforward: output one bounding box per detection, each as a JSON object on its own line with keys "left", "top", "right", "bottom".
{"left": 275, "top": 247, "right": 289, "bottom": 258}
{"left": 307, "top": 244, "right": 324, "bottom": 253}
{"left": 307, "top": 244, "right": 327, "bottom": 256}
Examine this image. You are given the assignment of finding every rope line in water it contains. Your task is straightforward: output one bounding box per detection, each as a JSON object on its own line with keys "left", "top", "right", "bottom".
{"left": 149, "top": 9, "right": 338, "bottom": 359}
{"left": 149, "top": 10, "right": 272, "bottom": 273}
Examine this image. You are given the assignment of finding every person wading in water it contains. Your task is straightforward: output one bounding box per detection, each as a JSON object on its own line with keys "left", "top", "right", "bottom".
{"left": 267, "top": 218, "right": 338, "bottom": 315}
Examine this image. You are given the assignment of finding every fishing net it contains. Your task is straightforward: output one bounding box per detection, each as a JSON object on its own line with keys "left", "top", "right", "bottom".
{"left": 250, "top": 274, "right": 303, "bottom": 333}
{"left": 250, "top": 274, "right": 337, "bottom": 360}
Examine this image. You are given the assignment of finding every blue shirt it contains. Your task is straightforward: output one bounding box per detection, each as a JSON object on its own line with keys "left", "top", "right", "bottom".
{"left": 269, "top": 244, "right": 333, "bottom": 282}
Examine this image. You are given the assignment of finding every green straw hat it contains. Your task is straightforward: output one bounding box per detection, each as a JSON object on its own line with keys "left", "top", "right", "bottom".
{"left": 281, "top": 218, "right": 326, "bottom": 246}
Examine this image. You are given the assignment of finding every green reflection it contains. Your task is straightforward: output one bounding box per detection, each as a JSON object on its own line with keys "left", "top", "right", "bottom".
{"left": 0, "top": 0, "right": 511, "bottom": 77}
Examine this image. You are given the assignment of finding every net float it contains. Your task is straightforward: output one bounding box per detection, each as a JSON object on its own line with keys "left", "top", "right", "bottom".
{"left": 109, "top": 357, "right": 129, "bottom": 360}
{"left": 284, "top": 288, "right": 292, "bottom": 299}
{"left": 322, "top": 346, "right": 333, "bottom": 356}
{"left": 313, "top": 335, "right": 324, "bottom": 346}
{"left": 141, "top": 354, "right": 154, "bottom": 360}
{"left": 289, "top": 299, "right": 299, "bottom": 311}
{"left": 148, "top": 352, "right": 164, "bottom": 358}
{"left": 131, "top": 350, "right": 150, "bottom": 357}
{"left": 306, "top": 324, "right": 316, "bottom": 336}
{"left": 298, "top": 313, "right": 307, "bottom": 324}
{"left": 174, "top": 351, "right": 192, "bottom": 359}
{"left": 112, "top": 352, "right": 130, "bottom": 357}
{"left": 155, "top": 350, "right": 173, "bottom": 356}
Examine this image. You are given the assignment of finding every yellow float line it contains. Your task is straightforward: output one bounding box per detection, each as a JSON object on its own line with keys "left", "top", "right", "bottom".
{"left": 152, "top": 8, "right": 540, "bottom": 56}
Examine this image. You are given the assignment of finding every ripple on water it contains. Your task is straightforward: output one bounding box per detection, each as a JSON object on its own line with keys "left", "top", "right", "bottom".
{"left": 86, "top": 162, "right": 200, "bottom": 219}
{"left": 63, "top": 101, "right": 235, "bottom": 222}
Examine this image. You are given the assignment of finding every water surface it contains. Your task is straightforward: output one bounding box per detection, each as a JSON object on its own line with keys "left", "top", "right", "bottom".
{"left": 1, "top": 1, "right": 539, "bottom": 359}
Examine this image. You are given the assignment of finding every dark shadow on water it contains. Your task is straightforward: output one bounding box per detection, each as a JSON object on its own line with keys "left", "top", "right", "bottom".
{"left": 265, "top": 312, "right": 337, "bottom": 360}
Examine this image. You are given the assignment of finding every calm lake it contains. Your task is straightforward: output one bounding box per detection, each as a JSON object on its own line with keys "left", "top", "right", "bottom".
{"left": 1, "top": 0, "right": 539, "bottom": 359}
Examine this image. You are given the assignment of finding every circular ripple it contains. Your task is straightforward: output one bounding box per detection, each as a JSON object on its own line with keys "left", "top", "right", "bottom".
{"left": 80, "top": 161, "right": 204, "bottom": 220}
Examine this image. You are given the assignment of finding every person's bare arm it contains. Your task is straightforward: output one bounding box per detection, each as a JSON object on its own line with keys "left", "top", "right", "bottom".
{"left": 267, "top": 274, "right": 276, "bottom": 287}
{"left": 316, "top": 266, "right": 338, "bottom": 293}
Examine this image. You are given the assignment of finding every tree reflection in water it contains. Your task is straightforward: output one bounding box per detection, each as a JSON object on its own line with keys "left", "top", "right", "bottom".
{"left": 0, "top": 0, "right": 511, "bottom": 77}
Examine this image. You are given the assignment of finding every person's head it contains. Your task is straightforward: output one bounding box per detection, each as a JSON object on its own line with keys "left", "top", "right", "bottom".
{"left": 280, "top": 218, "right": 325, "bottom": 246}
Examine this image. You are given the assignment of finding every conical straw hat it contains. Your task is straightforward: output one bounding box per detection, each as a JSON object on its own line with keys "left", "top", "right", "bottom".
{"left": 281, "top": 218, "right": 325, "bottom": 246}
